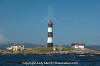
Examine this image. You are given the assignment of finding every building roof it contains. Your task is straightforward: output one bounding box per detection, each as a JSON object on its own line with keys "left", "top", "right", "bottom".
{"left": 12, "top": 43, "right": 24, "bottom": 46}
{"left": 48, "top": 19, "right": 52, "bottom": 24}
{"left": 72, "top": 43, "right": 85, "bottom": 46}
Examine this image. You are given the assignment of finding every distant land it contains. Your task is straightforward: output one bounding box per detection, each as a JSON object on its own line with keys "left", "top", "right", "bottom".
{"left": 0, "top": 43, "right": 44, "bottom": 49}
{"left": 86, "top": 45, "right": 100, "bottom": 52}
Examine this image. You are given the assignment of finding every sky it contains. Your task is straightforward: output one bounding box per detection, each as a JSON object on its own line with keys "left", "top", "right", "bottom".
{"left": 0, "top": 0, "right": 100, "bottom": 45}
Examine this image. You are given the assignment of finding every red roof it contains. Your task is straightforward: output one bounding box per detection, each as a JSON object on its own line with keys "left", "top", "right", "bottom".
{"left": 48, "top": 19, "right": 52, "bottom": 24}
{"left": 12, "top": 44, "right": 23, "bottom": 46}
{"left": 72, "top": 43, "right": 85, "bottom": 46}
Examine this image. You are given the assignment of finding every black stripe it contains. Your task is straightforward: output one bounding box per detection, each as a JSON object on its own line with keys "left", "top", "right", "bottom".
{"left": 47, "top": 43, "right": 53, "bottom": 47}
{"left": 48, "top": 32, "right": 53, "bottom": 37}
{"left": 48, "top": 24, "right": 52, "bottom": 27}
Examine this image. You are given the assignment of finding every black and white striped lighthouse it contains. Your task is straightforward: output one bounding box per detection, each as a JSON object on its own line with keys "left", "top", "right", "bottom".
{"left": 47, "top": 19, "right": 53, "bottom": 47}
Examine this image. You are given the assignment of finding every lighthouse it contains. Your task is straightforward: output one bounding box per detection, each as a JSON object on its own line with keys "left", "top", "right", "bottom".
{"left": 47, "top": 19, "right": 53, "bottom": 47}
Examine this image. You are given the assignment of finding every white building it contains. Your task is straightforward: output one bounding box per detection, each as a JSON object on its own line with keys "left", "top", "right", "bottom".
{"left": 72, "top": 43, "right": 85, "bottom": 49}
{"left": 6, "top": 47, "right": 12, "bottom": 50}
{"left": 6, "top": 43, "right": 24, "bottom": 51}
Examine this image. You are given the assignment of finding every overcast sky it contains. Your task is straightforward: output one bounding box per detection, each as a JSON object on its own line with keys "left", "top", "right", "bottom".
{"left": 0, "top": 0, "right": 100, "bottom": 45}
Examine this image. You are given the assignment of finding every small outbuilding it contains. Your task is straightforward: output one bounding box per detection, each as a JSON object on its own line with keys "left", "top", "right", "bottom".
{"left": 72, "top": 43, "right": 85, "bottom": 49}
{"left": 6, "top": 43, "right": 24, "bottom": 52}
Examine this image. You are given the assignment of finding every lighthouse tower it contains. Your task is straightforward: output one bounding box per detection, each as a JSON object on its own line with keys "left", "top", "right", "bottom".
{"left": 47, "top": 19, "right": 53, "bottom": 47}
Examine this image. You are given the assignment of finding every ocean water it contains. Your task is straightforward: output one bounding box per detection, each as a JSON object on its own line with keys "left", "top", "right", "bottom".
{"left": 0, "top": 54, "right": 100, "bottom": 66}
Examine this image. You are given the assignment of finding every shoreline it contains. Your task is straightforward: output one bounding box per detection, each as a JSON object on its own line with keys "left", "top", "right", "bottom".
{"left": 1, "top": 48, "right": 100, "bottom": 55}
{"left": 1, "top": 53, "right": 100, "bottom": 55}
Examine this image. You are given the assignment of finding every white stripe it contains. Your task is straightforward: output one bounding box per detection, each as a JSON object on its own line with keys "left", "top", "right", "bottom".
{"left": 47, "top": 37, "right": 53, "bottom": 43}
{"left": 48, "top": 27, "right": 52, "bottom": 32}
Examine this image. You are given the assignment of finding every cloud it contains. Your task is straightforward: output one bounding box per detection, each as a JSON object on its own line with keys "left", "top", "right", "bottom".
{"left": 0, "top": 34, "right": 8, "bottom": 44}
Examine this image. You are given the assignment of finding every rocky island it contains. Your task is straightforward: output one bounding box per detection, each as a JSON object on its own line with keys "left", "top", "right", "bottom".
{"left": 1, "top": 47, "right": 100, "bottom": 55}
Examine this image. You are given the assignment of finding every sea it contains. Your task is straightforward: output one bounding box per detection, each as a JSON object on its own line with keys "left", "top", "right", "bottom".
{"left": 0, "top": 54, "right": 100, "bottom": 66}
